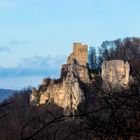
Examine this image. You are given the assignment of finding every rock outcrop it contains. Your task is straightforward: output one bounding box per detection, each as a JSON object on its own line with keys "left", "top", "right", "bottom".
{"left": 101, "top": 60, "right": 130, "bottom": 91}
{"left": 30, "top": 43, "right": 90, "bottom": 114}
{"left": 30, "top": 88, "right": 39, "bottom": 105}
{"left": 30, "top": 42, "right": 133, "bottom": 114}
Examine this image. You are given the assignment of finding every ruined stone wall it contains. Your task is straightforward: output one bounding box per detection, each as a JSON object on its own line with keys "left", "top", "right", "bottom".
{"left": 67, "top": 43, "right": 88, "bottom": 66}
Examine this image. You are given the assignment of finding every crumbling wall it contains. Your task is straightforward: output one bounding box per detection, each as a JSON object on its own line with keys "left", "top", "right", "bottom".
{"left": 67, "top": 43, "right": 88, "bottom": 66}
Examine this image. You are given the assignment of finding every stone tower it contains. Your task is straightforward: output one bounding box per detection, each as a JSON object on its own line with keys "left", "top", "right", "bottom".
{"left": 67, "top": 43, "right": 88, "bottom": 66}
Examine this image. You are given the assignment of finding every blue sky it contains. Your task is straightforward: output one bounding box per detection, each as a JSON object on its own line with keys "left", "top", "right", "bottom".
{"left": 0, "top": 0, "right": 140, "bottom": 89}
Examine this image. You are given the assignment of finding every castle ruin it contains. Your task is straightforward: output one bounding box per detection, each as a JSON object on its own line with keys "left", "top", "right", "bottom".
{"left": 30, "top": 42, "right": 132, "bottom": 114}
{"left": 30, "top": 43, "right": 89, "bottom": 114}
{"left": 67, "top": 43, "right": 88, "bottom": 66}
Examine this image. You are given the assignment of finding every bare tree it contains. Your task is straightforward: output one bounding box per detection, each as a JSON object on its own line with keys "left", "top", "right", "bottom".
{"left": 98, "top": 37, "right": 140, "bottom": 64}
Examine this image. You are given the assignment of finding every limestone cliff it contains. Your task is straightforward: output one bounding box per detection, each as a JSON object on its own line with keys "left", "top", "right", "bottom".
{"left": 30, "top": 43, "right": 90, "bottom": 114}
{"left": 30, "top": 43, "right": 133, "bottom": 114}
{"left": 101, "top": 60, "right": 130, "bottom": 91}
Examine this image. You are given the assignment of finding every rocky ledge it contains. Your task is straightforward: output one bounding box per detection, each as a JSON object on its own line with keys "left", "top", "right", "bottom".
{"left": 30, "top": 43, "right": 133, "bottom": 114}
{"left": 30, "top": 43, "right": 91, "bottom": 114}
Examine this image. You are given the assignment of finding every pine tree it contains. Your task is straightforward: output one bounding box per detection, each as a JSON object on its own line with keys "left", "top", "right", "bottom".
{"left": 88, "top": 47, "right": 97, "bottom": 70}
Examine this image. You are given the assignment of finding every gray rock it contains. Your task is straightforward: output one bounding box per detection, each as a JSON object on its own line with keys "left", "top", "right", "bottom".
{"left": 30, "top": 43, "right": 90, "bottom": 114}
{"left": 101, "top": 60, "right": 130, "bottom": 92}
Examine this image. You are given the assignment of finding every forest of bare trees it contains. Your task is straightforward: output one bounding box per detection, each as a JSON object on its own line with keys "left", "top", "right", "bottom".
{"left": 0, "top": 81, "right": 139, "bottom": 140}
{"left": 0, "top": 37, "right": 140, "bottom": 140}
{"left": 89, "top": 37, "right": 140, "bottom": 71}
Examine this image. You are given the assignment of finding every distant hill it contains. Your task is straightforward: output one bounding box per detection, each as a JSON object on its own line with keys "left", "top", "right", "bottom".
{"left": 0, "top": 89, "right": 17, "bottom": 102}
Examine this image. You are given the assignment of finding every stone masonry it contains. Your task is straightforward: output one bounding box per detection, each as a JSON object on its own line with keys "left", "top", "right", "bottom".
{"left": 67, "top": 43, "right": 88, "bottom": 66}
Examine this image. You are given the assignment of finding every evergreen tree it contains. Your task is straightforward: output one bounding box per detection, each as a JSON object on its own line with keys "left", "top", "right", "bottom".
{"left": 88, "top": 47, "right": 97, "bottom": 70}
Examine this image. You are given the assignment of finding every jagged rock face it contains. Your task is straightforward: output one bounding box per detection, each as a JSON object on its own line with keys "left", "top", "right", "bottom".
{"left": 67, "top": 43, "right": 88, "bottom": 66}
{"left": 30, "top": 43, "right": 90, "bottom": 114}
{"left": 30, "top": 88, "right": 39, "bottom": 105}
{"left": 46, "top": 62, "right": 85, "bottom": 113}
{"left": 101, "top": 60, "right": 130, "bottom": 91}
{"left": 61, "top": 63, "right": 90, "bottom": 84}
{"left": 31, "top": 62, "right": 86, "bottom": 114}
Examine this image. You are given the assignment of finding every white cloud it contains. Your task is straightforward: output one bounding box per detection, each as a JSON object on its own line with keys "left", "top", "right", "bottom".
{"left": 0, "top": 39, "right": 30, "bottom": 52}
{"left": 19, "top": 55, "right": 67, "bottom": 70}
{"left": 0, "top": 52, "right": 67, "bottom": 89}
{"left": 0, "top": 46, "right": 10, "bottom": 52}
